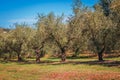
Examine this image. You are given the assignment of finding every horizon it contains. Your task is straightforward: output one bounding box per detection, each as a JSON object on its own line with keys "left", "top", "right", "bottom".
{"left": 0, "top": 0, "right": 98, "bottom": 28}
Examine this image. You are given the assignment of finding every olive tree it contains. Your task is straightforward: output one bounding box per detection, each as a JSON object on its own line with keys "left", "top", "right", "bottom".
{"left": 99, "top": 0, "right": 120, "bottom": 52}
{"left": 83, "top": 10, "right": 115, "bottom": 61}
{"left": 44, "top": 13, "right": 70, "bottom": 62}
{"left": 30, "top": 14, "right": 53, "bottom": 63}
{"left": 10, "top": 24, "right": 33, "bottom": 61}
{"left": 68, "top": 0, "right": 89, "bottom": 57}
{"left": 35, "top": 12, "right": 73, "bottom": 62}
{"left": 0, "top": 31, "right": 12, "bottom": 59}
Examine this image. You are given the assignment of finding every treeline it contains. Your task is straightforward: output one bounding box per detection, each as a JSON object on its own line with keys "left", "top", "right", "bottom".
{"left": 0, "top": 0, "right": 120, "bottom": 62}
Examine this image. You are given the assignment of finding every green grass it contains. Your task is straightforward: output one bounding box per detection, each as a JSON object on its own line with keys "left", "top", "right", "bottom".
{"left": 0, "top": 57, "right": 120, "bottom": 80}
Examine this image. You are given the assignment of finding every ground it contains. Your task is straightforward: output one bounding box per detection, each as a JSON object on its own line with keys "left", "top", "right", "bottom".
{"left": 0, "top": 56, "right": 120, "bottom": 80}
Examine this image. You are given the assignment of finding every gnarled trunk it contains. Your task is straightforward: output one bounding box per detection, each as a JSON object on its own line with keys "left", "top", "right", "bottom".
{"left": 98, "top": 52, "right": 103, "bottom": 61}
{"left": 35, "top": 49, "right": 45, "bottom": 63}
{"left": 72, "top": 48, "right": 79, "bottom": 57}
{"left": 61, "top": 48, "right": 66, "bottom": 62}
{"left": 61, "top": 53, "right": 66, "bottom": 62}
{"left": 36, "top": 54, "right": 40, "bottom": 63}
{"left": 17, "top": 53, "right": 23, "bottom": 62}
{"left": 98, "top": 46, "right": 105, "bottom": 61}
{"left": 35, "top": 49, "right": 40, "bottom": 63}
{"left": 16, "top": 43, "right": 23, "bottom": 62}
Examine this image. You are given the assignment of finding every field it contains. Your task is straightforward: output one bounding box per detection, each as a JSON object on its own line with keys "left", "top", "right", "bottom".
{"left": 0, "top": 56, "right": 120, "bottom": 80}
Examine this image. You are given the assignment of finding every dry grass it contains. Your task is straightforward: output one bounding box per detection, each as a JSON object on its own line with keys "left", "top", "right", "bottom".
{"left": 45, "top": 71, "right": 120, "bottom": 80}
{"left": 0, "top": 57, "right": 120, "bottom": 80}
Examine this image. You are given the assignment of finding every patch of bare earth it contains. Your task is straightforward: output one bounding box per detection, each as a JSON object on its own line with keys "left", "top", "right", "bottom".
{"left": 42, "top": 71, "right": 120, "bottom": 80}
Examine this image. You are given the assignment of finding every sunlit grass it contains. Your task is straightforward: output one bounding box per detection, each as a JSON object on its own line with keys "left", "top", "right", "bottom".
{"left": 0, "top": 57, "right": 120, "bottom": 80}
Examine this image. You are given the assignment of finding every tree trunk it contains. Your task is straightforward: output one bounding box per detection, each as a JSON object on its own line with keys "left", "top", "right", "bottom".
{"left": 98, "top": 52, "right": 103, "bottom": 61}
{"left": 17, "top": 43, "right": 23, "bottom": 62}
{"left": 36, "top": 53, "right": 41, "bottom": 63}
{"left": 35, "top": 49, "right": 41, "bottom": 63}
{"left": 0, "top": 53, "right": 1, "bottom": 58}
{"left": 17, "top": 53, "right": 22, "bottom": 62}
{"left": 9, "top": 53, "right": 12, "bottom": 60}
{"left": 72, "top": 48, "right": 79, "bottom": 57}
{"left": 98, "top": 46, "right": 105, "bottom": 61}
{"left": 60, "top": 48, "right": 66, "bottom": 62}
{"left": 61, "top": 53, "right": 66, "bottom": 62}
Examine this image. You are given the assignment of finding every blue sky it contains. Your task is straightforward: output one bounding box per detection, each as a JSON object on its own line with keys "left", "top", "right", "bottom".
{"left": 0, "top": 0, "right": 98, "bottom": 28}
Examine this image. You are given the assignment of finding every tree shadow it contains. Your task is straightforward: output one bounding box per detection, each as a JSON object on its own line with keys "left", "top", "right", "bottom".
{"left": 104, "top": 54, "right": 120, "bottom": 58}
{"left": 0, "top": 58, "right": 120, "bottom": 68}
{"left": 49, "top": 60, "right": 120, "bottom": 68}
{"left": 48, "top": 54, "right": 96, "bottom": 60}
{"left": 12, "top": 60, "right": 59, "bottom": 65}
{"left": 73, "top": 60, "right": 120, "bottom": 68}
{"left": 67, "top": 55, "right": 96, "bottom": 59}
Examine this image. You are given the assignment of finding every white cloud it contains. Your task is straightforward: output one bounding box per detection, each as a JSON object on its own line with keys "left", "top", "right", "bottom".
{"left": 8, "top": 18, "right": 37, "bottom": 24}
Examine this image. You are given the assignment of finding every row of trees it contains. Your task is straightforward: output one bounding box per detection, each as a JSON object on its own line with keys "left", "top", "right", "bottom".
{"left": 0, "top": 0, "right": 120, "bottom": 62}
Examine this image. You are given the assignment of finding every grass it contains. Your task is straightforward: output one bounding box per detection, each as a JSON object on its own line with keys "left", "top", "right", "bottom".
{"left": 0, "top": 57, "right": 120, "bottom": 80}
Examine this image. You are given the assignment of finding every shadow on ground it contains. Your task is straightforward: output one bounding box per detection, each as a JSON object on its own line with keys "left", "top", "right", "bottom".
{"left": 73, "top": 60, "right": 120, "bottom": 67}
{"left": 0, "top": 58, "right": 120, "bottom": 68}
